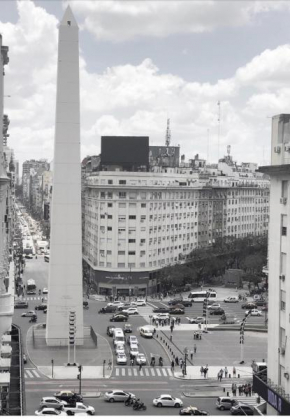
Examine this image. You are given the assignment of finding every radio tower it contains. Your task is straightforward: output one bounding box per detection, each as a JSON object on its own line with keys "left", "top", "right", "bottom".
{"left": 165, "top": 118, "right": 171, "bottom": 147}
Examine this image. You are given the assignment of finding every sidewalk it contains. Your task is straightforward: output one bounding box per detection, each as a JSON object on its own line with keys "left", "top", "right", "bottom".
{"left": 174, "top": 365, "right": 253, "bottom": 380}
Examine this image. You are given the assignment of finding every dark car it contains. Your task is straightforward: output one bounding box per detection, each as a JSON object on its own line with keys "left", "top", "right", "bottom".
{"left": 255, "top": 300, "right": 267, "bottom": 307}
{"left": 241, "top": 302, "right": 257, "bottom": 309}
{"left": 169, "top": 307, "right": 185, "bottom": 315}
{"left": 168, "top": 299, "right": 184, "bottom": 306}
{"left": 14, "top": 301, "right": 29, "bottom": 309}
{"left": 99, "top": 306, "right": 117, "bottom": 314}
{"left": 35, "top": 304, "right": 47, "bottom": 311}
{"left": 123, "top": 323, "right": 132, "bottom": 333}
{"left": 53, "top": 391, "right": 83, "bottom": 404}
{"left": 179, "top": 406, "right": 208, "bottom": 416}
{"left": 107, "top": 325, "right": 116, "bottom": 337}
{"left": 110, "top": 313, "right": 129, "bottom": 322}
{"left": 230, "top": 404, "right": 254, "bottom": 415}
{"left": 209, "top": 308, "right": 225, "bottom": 315}
{"left": 153, "top": 307, "right": 169, "bottom": 313}
{"left": 180, "top": 300, "right": 193, "bottom": 307}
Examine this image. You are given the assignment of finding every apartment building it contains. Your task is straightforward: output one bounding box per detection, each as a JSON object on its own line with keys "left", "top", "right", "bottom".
{"left": 22, "top": 159, "right": 49, "bottom": 203}
{"left": 255, "top": 114, "right": 290, "bottom": 416}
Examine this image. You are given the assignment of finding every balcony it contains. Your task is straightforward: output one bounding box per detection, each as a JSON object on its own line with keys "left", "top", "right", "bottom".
{"left": 253, "top": 374, "right": 290, "bottom": 415}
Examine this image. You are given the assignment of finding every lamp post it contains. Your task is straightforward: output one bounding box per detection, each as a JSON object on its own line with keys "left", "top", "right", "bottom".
{"left": 77, "top": 365, "right": 82, "bottom": 394}
{"left": 103, "top": 360, "right": 106, "bottom": 378}
{"left": 240, "top": 311, "right": 251, "bottom": 364}
{"left": 51, "top": 359, "right": 54, "bottom": 378}
{"left": 183, "top": 347, "right": 188, "bottom": 376}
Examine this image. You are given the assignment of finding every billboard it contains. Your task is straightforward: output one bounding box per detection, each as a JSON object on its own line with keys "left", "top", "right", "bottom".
{"left": 149, "top": 146, "right": 180, "bottom": 167}
{"left": 101, "top": 136, "right": 149, "bottom": 170}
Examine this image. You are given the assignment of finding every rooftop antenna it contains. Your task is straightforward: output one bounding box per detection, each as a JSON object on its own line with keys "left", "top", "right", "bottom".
{"left": 217, "top": 101, "right": 221, "bottom": 161}
{"left": 165, "top": 118, "right": 171, "bottom": 147}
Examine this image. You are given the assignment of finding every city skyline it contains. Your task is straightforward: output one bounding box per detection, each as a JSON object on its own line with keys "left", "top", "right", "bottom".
{"left": 2, "top": 1, "right": 290, "bottom": 168}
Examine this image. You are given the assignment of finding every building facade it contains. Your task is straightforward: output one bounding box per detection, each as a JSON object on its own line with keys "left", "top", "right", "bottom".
{"left": 256, "top": 114, "right": 290, "bottom": 416}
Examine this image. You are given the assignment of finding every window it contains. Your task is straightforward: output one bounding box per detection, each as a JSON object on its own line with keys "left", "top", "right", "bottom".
{"left": 100, "top": 192, "right": 105, "bottom": 198}
{"left": 118, "top": 263, "right": 125, "bottom": 268}
{"left": 107, "top": 227, "right": 112, "bottom": 231}
{"left": 282, "top": 215, "right": 287, "bottom": 236}
{"left": 129, "top": 215, "right": 136, "bottom": 220}
{"left": 119, "top": 203, "right": 126, "bottom": 208}
{"left": 119, "top": 192, "right": 126, "bottom": 199}
{"left": 141, "top": 203, "right": 146, "bottom": 208}
{"left": 108, "top": 215, "right": 113, "bottom": 219}
{"left": 108, "top": 203, "right": 113, "bottom": 208}
{"left": 107, "top": 250, "right": 112, "bottom": 255}
{"left": 100, "top": 214, "right": 105, "bottom": 219}
{"left": 118, "top": 251, "right": 125, "bottom": 255}
{"left": 281, "top": 290, "right": 286, "bottom": 311}
{"left": 128, "top": 251, "right": 135, "bottom": 255}
{"left": 119, "top": 180, "right": 126, "bottom": 185}
{"left": 107, "top": 192, "right": 113, "bottom": 199}
{"left": 282, "top": 180, "right": 288, "bottom": 198}
{"left": 128, "top": 239, "right": 136, "bottom": 243}
{"left": 108, "top": 179, "right": 113, "bottom": 185}
{"left": 118, "top": 216, "right": 126, "bottom": 222}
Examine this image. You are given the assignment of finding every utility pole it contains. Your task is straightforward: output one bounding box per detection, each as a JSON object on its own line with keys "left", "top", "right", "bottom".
{"left": 77, "top": 365, "right": 82, "bottom": 394}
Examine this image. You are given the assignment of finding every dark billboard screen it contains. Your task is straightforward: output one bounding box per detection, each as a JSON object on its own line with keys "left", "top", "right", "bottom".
{"left": 101, "top": 136, "right": 149, "bottom": 168}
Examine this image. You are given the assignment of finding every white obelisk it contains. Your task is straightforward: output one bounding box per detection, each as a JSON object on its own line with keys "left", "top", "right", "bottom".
{"left": 46, "top": 6, "right": 83, "bottom": 346}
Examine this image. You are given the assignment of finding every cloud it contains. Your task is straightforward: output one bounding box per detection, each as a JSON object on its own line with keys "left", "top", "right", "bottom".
{"left": 69, "top": 0, "right": 290, "bottom": 42}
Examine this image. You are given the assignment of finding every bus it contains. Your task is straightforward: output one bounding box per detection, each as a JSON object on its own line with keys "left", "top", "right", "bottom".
{"left": 188, "top": 290, "right": 217, "bottom": 302}
{"left": 27, "top": 279, "right": 36, "bottom": 295}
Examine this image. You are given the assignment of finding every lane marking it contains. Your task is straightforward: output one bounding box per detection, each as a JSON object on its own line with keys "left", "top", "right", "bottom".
{"left": 156, "top": 368, "right": 161, "bottom": 376}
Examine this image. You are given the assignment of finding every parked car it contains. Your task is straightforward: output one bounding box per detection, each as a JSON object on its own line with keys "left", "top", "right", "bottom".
{"left": 14, "top": 301, "right": 29, "bottom": 309}
{"left": 169, "top": 307, "right": 185, "bottom": 315}
{"left": 135, "top": 353, "right": 147, "bottom": 365}
{"left": 108, "top": 301, "right": 123, "bottom": 307}
{"left": 39, "top": 397, "right": 68, "bottom": 410}
{"left": 104, "top": 390, "right": 135, "bottom": 403}
{"left": 241, "top": 303, "right": 257, "bottom": 310}
{"left": 123, "top": 323, "right": 132, "bottom": 333}
{"left": 53, "top": 391, "right": 83, "bottom": 404}
{"left": 230, "top": 404, "right": 254, "bottom": 415}
{"left": 35, "top": 304, "right": 47, "bottom": 311}
{"left": 21, "top": 310, "right": 36, "bottom": 317}
{"left": 118, "top": 303, "right": 131, "bottom": 311}
{"left": 179, "top": 406, "right": 209, "bottom": 415}
{"left": 224, "top": 297, "right": 239, "bottom": 303}
{"left": 153, "top": 394, "right": 183, "bottom": 408}
{"left": 209, "top": 308, "right": 224, "bottom": 315}
{"left": 107, "top": 326, "right": 116, "bottom": 337}
{"left": 152, "top": 307, "right": 169, "bottom": 313}
{"left": 216, "top": 397, "right": 236, "bottom": 411}
{"left": 110, "top": 313, "right": 128, "bottom": 322}
{"left": 245, "top": 309, "right": 262, "bottom": 316}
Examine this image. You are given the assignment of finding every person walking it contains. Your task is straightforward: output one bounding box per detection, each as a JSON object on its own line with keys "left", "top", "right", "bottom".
{"left": 224, "top": 366, "right": 228, "bottom": 378}
{"left": 233, "top": 366, "right": 236, "bottom": 377}
{"left": 170, "top": 324, "right": 173, "bottom": 333}
{"left": 203, "top": 366, "right": 208, "bottom": 378}
{"left": 244, "top": 384, "right": 249, "bottom": 397}
{"left": 108, "top": 360, "right": 112, "bottom": 370}
{"left": 238, "top": 385, "right": 242, "bottom": 396}
{"left": 190, "top": 350, "right": 193, "bottom": 361}
{"left": 131, "top": 358, "right": 134, "bottom": 366}
{"left": 179, "top": 358, "right": 183, "bottom": 369}
{"left": 200, "top": 366, "right": 204, "bottom": 377}
{"left": 248, "top": 384, "right": 252, "bottom": 397}
{"left": 139, "top": 363, "right": 142, "bottom": 372}
{"left": 175, "top": 356, "right": 179, "bottom": 366}
{"left": 194, "top": 344, "right": 197, "bottom": 354}
{"left": 171, "top": 360, "right": 175, "bottom": 372}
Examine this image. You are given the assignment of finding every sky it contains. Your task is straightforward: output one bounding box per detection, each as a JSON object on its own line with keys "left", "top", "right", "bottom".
{"left": 2, "top": 0, "right": 290, "bottom": 170}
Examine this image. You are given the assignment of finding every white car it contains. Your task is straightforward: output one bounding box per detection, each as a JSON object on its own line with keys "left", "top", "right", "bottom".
{"left": 129, "top": 344, "right": 139, "bottom": 357}
{"left": 35, "top": 408, "right": 67, "bottom": 416}
{"left": 109, "top": 301, "right": 123, "bottom": 307}
{"left": 224, "top": 297, "right": 239, "bottom": 303}
{"left": 245, "top": 309, "right": 262, "bottom": 316}
{"left": 42, "top": 288, "right": 48, "bottom": 294}
{"left": 39, "top": 397, "right": 67, "bottom": 409}
{"left": 187, "top": 316, "right": 205, "bottom": 324}
{"left": 122, "top": 307, "right": 139, "bottom": 315}
{"left": 63, "top": 402, "right": 95, "bottom": 415}
{"left": 128, "top": 335, "right": 139, "bottom": 346}
{"left": 116, "top": 353, "right": 127, "bottom": 365}
{"left": 21, "top": 310, "right": 36, "bottom": 317}
{"left": 104, "top": 390, "right": 135, "bottom": 402}
{"left": 115, "top": 344, "right": 125, "bottom": 355}
{"left": 208, "top": 303, "right": 221, "bottom": 310}
{"left": 153, "top": 394, "right": 183, "bottom": 408}
{"left": 152, "top": 313, "right": 170, "bottom": 321}
{"left": 131, "top": 299, "right": 146, "bottom": 306}
{"left": 136, "top": 353, "right": 146, "bottom": 365}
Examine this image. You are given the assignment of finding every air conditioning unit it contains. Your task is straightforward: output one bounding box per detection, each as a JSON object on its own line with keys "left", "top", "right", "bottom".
{"left": 279, "top": 274, "right": 286, "bottom": 281}
{"left": 274, "top": 146, "right": 281, "bottom": 153}
{"left": 285, "top": 145, "right": 290, "bottom": 152}
{"left": 280, "top": 198, "right": 287, "bottom": 205}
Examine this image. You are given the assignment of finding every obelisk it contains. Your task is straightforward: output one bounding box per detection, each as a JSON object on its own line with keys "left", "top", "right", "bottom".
{"left": 46, "top": 6, "right": 83, "bottom": 346}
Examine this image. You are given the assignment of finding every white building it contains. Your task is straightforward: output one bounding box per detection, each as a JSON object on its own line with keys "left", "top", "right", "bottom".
{"left": 255, "top": 114, "right": 290, "bottom": 416}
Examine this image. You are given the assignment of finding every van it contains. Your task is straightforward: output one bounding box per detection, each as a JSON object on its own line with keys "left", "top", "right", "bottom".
{"left": 216, "top": 397, "right": 236, "bottom": 411}
{"left": 140, "top": 326, "right": 153, "bottom": 338}
{"left": 113, "top": 329, "right": 125, "bottom": 346}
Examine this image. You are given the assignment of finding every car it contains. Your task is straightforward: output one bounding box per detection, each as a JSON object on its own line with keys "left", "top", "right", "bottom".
{"left": 255, "top": 300, "right": 267, "bottom": 307}
{"left": 224, "top": 297, "right": 239, "bottom": 303}
{"left": 180, "top": 300, "right": 193, "bottom": 307}
{"left": 21, "top": 310, "right": 36, "bottom": 317}
{"left": 245, "top": 309, "right": 262, "bottom": 316}
{"left": 104, "top": 390, "right": 135, "bottom": 402}
{"left": 169, "top": 307, "right": 185, "bottom": 315}
{"left": 42, "top": 288, "right": 48, "bottom": 294}
{"left": 253, "top": 294, "right": 262, "bottom": 301}
{"left": 129, "top": 344, "right": 139, "bottom": 358}
{"left": 168, "top": 299, "right": 183, "bottom": 306}
{"left": 131, "top": 299, "right": 146, "bottom": 306}
{"left": 127, "top": 335, "right": 138, "bottom": 346}
{"left": 179, "top": 406, "right": 209, "bottom": 415}
{"left": 135, "top": 353, "right": 147, "bottom": 365}
{"left": 35, "top": 304, "right": 47, "bottom": 311}
{"left": 99, "top": 306, "right": 117, "bottom": 314}
{"left": 53, "top": 391, "right": 83, "bottom": 404}
{"left": 122, "top": 307, "right": 139, "bottom": 315}
{"left": 140, "top": 326, "right": 154, "bottom": 338}
{"left": 118, "top": 303, "right": 131, "bottom": 311}
{"left": 230, "top": 404, "right": 254, "bottom": 415}
{"left": 116, "top": 353, "right": 127, "bottom": 365}
{"left": 153, "top": 394, "right": 183, "bottom": 408}
{"left": 123, "top": 323, "right": 132, "bottom": 333}
{"left": 187, "top": 316, "right": 205, "bottom": 324}
{"left": 241, "top": 303, "right": 257, "bottom": 310}
{"left": 63, "top": 402, "right": 95, "bottom": 416}
{"left": 39, "top": 397, "right": 68, "bottom": 410}
{"left": 152, "top": 307, "right": 169, "bottom": 313}
{"left": 208, "top": 303, "right": 221, "bottom": 310}
{"left": 115, "top": 343, "right": 125, "bottom": 354}
{"left": 25, "top": 254, "right": 34, "bottom": 259}
{"left": 216, "top": 396, "right": 236, "bottom": 411}
{"left": 35, "top": 408, "right": 67, "bottom": 416}
{"left": 153, "top": 313, "right": 170, "bottom": 321}
{"left": 108, "top": 301, "right": 123, "bottom": 307}
{"left": 261, "top": 305, "right": 268, "bottom": 312}
{"left": 110, "top": 313, "right": 129, "bottom": 322}
{"left": 107, "top": 326, "right": 115, "bottom": 337}
{"left": 209, "top": 308, "right": 225, "bottom": 315}
{"left": 14, "top": 301, "right": 29, "bottom": 309}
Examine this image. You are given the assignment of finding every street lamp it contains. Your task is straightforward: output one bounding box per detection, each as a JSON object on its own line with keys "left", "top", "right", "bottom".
{"left": 183, "top": 347, "right": 188, "bottom": 376}
{"left": 103, "top": 360, "right": 106, "bottom": 378}
{"left": 240, "top": 310, "right": 252, "bottom": 364}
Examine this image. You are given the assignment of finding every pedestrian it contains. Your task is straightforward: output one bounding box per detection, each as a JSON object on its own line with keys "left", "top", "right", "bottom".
{"left": 203, "top": 367, "right": 208, "bottom": 378}
{"left": 200, "top": 366, "right": 204, "bottom": 377}
{"left": 233, "top": 366, "right": 236, "bottom": 377}
{"left": 190, "top": 350, "right": 193, "bottom": 361}
{"left": 108, "top": 360, "right": 112, "bottom": 370}
{"left": 194, "top": 344, "right": 197, "bottom": 354}
{"left": 139, "top": 363, "right": 142, "bottom": 372}
{"left": 131, "top": 358, "right": 134, "bottom": 366}
{"left": 218, "top": 372, "right": 222, "bottom": 382}
{"left": 179, "top": 358, "right": 183, "bottom": 369}
{"left": 193, "top": 332, "right": 196, "bottom": 340}
{"left": 153, "top": 328, "right": 156, "bottom": 335}
{"left": 232, "top": 383, "right": 236, "bottom": 396}
{"left": 224, "top": 366, "right": 228, "bottom": 378}
{"left": 175, "top": 356, "right": 179, "bottom": 366}
{"left": 170, "top": 325, "right": 173, "bottom": 333}
{"left": 171, "top": 360, "right": 175, "bottom": 372}
{"left": 241, "top": 385, "right": 245, "bottom": 396}
{"left": 198, "top": 323, "right": 201, "bottom": 330}
{"left": 238, "top": 385, "right": 242, "bottom": 396}
{"left": 244, "top": 385, "right": 249, "bottom": 397}
{"left": 248, "top": 384, "right": 252, "bottom": 397}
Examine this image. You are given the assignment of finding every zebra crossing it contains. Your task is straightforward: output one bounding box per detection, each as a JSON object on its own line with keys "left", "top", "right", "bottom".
{"left": 114, "top": 366, "right": 173, "bottom": 378}
{"left": 23, "top": 296, "right": 47, "bottom": 301}
{"left": 221, "top": 385, "right": 261, "bottom": 406}
{"left": 24, "top": 368, "right": 42, "bottom": 379}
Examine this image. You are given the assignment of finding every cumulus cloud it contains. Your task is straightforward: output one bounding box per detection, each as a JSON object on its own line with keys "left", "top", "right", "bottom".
{"left": 69, "top": 0, "right": 290, "bottom": 42}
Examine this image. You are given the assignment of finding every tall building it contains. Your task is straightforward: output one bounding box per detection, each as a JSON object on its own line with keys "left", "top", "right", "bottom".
{"left": 255, "top": 114, "right": 290, "bottom": 416}
{"left": 21, "top": 159, "right": 49, "bottom": 204}
{"left": 46, "top": 6, "right": 83, "bottom": 346}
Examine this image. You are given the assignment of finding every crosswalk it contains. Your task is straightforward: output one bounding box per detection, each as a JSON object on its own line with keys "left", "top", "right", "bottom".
{"left": 114, "top": 366, "right": 173, "bottom": 378}
{"left": 24, "top": 368, "right": 42, "bottom": 379}
{"left": 22, "top": 296, "right": 47, "bottom": 302}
